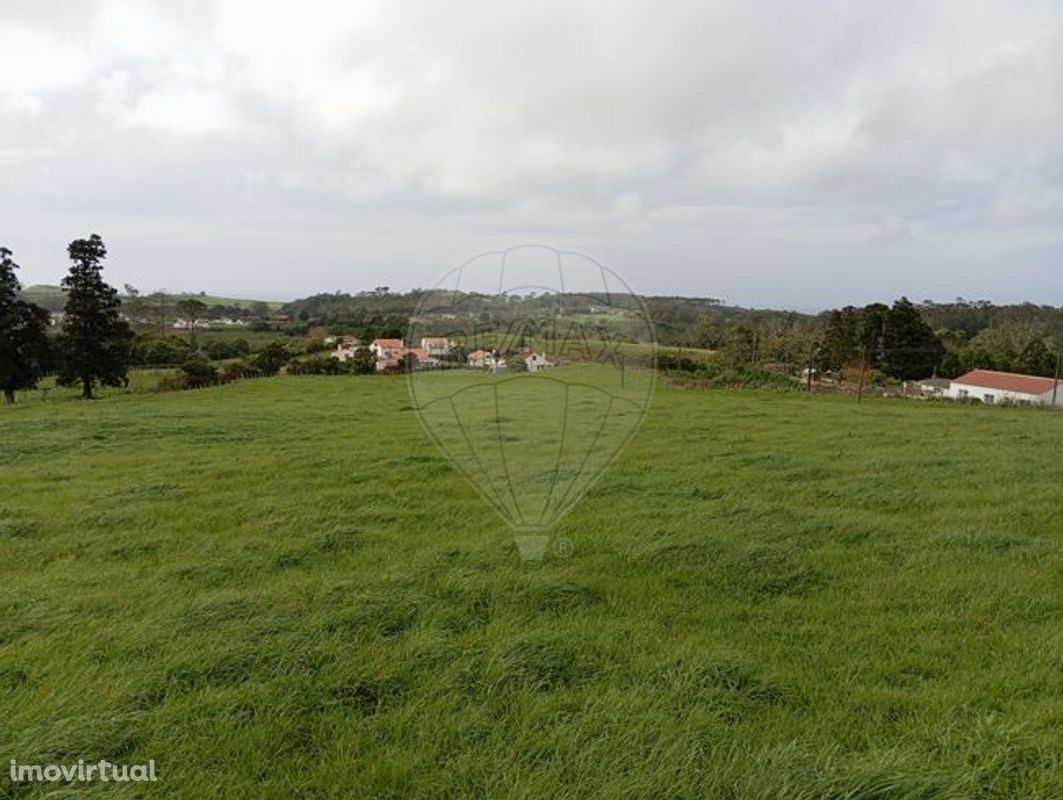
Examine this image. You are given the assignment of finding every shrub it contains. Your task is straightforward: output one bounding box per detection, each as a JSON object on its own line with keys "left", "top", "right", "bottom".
{"left": 252, "top": 341, "right": 289, "bottom": 376}
{"left": 179, "top": 356, "right": 218, "bottom": 389}
{"left": 290, "top": 355, "right": 343, "bottom": 375}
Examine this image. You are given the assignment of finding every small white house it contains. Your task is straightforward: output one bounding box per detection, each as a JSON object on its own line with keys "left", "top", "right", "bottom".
{"left": 948, "top": 369, "right": 1062, "bottom": 407}
{"left": 420, "top": 337, "right": 450, "bottom": 357}
{"left": 331, "top": 337, "right": 363, "bottom": 362}
{"left": 524, "top": 353, "right": 553, "bottom": 373}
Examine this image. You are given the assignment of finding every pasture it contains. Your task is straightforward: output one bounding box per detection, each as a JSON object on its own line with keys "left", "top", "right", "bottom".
{"left": 2, "top": 375, "right": 1062, "bottom": 798}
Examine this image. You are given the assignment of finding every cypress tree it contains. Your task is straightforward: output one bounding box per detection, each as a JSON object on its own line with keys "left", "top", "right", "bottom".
{"left": 57, "top": 235, "right": 133, "bottom": 399}
{"left": 882, "top": 297, "right": 944, "bottom": 379}
{"left": 0, "top": 247, "right": 51, "bottom": 404}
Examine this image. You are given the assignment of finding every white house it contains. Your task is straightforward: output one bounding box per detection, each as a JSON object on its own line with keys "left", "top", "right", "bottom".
{"left": 420, "top": 337, "right": 450, "bottom": 357}
{"left": 468, "top": 349, "right": 489, "bottom": 367}
{"left": 948, "top": 369, "right": 1062, "bottom": 407}
{"left": 331, "top": 337, "right": 363, "bottom": 362}
{"left": 524, "top": 353, "right": 553, "bottom": 373}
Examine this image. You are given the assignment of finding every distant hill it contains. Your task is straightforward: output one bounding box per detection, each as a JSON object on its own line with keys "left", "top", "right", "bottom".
{"left": 19, "top": 285, "right": 286, "bottom": 313}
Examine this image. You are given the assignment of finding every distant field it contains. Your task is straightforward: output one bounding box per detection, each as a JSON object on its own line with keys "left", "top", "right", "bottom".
{"left": 2, "top": 377, "right": 1062, "bottom": 798}
{"left": 172, "top": 293, "right": 285, "bottom": 311}
{"left": 19, "top": 285, "right": 285, "bottom": 312}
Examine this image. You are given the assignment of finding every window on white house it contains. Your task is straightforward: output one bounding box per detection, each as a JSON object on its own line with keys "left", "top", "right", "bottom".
{"left": 958, "top": 389, "right": 968, "bottom": 399}
{"left": 984, "top": 394, "right": 994, "bottom": 404}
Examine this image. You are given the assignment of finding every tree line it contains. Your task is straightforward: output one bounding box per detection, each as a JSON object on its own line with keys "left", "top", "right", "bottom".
{"left": 1, "top": 235, "right": 132, "bottom": 403}
{"left": 6, "top": 239, "right": 1063, "bottom": 402}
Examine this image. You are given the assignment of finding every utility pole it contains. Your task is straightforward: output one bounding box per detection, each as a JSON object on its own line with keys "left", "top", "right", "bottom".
{"left": 806, "top": 343, "right": 815, "bottom": 393}
{"left": 1053, "top": 350, "right": 1060, "bottom": 408}
{"left": 857, "top": 345, "right": 867, "bottom": 404}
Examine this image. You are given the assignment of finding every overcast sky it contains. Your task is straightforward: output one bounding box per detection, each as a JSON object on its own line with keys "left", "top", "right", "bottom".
{"left": 2, "top": 0, "right": 1061, "bottom": 310}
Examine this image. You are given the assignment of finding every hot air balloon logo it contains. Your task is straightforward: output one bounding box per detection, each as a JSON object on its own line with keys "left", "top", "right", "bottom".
{"left": 407, "top": 246, "right": 657, "bottom": 533}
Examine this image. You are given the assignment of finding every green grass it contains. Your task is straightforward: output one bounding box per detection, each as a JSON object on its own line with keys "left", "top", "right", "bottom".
{"left": 9, "top": 370, "right": 177, "bottom": 405}
{"left": 2, "top": 376, "right": 1062, "bottom": 798}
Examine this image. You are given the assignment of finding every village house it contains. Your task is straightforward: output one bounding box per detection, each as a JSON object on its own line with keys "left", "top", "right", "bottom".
{"left": 905, "top": 376, "right": 951, "bottom": 398}
{"left": 330, "top": 337, "right": 363, "bottom": 362}
{"left": 947, "top": 369, "right": 1062, "bottom": 407}
{"left": 369, "top": 339, "right": 405, "bottom": 360}
{"left": 377, "top": 346, "right": 430, "bottom": 371}
{"left": 524, "top": 353, "right": 553, "bottom": 373}
{"left": 419, "top": 337, "right": 451, "bottom": 357}
{"left": 468, "top": 349, "right": 489, "bottom": 367}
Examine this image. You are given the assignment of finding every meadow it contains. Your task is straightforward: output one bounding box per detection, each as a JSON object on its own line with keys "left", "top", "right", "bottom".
{"left": 2, "top": 374, "right": 1062, "bottom": 799}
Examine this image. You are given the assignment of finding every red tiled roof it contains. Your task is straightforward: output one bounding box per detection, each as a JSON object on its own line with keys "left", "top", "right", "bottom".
{"left": 371, "top": 339, "right": 404, "bottom": 348}
{"left": 953, "top": 369, "right": 1058, "bottom": 395}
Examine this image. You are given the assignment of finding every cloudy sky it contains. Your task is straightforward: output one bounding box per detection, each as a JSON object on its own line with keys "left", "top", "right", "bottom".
{"left": 2, "top": 0, "right": 1061, "bottom": 309}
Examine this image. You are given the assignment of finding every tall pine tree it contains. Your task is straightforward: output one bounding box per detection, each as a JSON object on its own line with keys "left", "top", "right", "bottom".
{"left": 57, "top": 235, "right": 133, "bottom": 399}
{"left": 0, "top": 247, "right": 51, "bottom": 404}
{"left": 882, "top": 297, "right": 944, "bottom": 379}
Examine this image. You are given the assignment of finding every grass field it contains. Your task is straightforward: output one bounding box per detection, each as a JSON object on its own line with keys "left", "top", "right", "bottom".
{"left": 2, "top": 376, "right": 1063, "bottom": 798}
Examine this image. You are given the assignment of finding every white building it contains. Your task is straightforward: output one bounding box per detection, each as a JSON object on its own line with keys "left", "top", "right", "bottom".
{"left": 524, "top": 353, "right": 553, "bottom": 373}
{"left": 948, "top": 369, "right": 1062, "bottom": 407}
{"left": 331, "top": 337, "right": 363, "bottom": 362}
{"left": 420, "top": 337, "right": 450, "bottom": 357}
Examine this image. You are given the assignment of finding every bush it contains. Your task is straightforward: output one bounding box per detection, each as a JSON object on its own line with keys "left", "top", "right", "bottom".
{"left": 252, "top": 341, "right": 289, "bottom": 376}
{"left": 290, "top": 355, "right": 343, "bottom": 375}
{"left": 221, "top": 360, "right": 257, "bottom": 382}
{"left": 179, "top": 356, "right": 218, "bottom": 388}
{"left": 349, "top": 347, "right": 376, "bottom": 375}
{"left": 133, "top": 335, "right": 193, "bottom": 366}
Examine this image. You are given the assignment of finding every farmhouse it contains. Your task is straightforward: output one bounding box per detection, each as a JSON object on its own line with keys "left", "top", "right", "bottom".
{"left": 524, "top": 353, "right": 554, "bottom": 373}
{"left": 330, "top": 337, "right": 363, "bottom": 362}
{"left": 376, "top": 346, "right": 432, "bottom": 371}
{"left": 947, "top": 369, "right": 1062, "bottom": 407}
{"left": 369, "top": 339, "right": 405, "bottom": 360}
{"left": 419, "top": 337, "right": 451, "bottom": 357}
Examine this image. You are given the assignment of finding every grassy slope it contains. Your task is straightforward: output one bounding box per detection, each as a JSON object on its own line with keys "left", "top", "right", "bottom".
{"left": 1, "top": 378, "right": 1062, "bottom": 799}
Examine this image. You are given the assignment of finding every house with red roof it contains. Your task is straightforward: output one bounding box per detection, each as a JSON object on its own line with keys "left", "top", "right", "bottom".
{"left": 369, "top": 338, "right": 405, "bottom": 361}
{"left": 948, "top": 369, "right": 1061, "bottom": 407}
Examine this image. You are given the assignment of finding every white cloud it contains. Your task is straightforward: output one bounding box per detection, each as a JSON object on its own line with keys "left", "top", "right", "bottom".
{"left": 1, "top": 0, "right": 1062, "bottom": 305}
{"left": 0, "top": 23, "right": 87, "bottom": 94}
